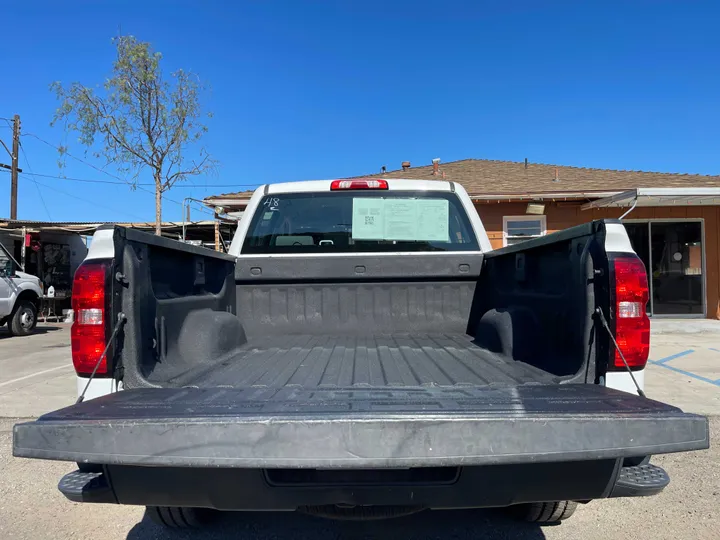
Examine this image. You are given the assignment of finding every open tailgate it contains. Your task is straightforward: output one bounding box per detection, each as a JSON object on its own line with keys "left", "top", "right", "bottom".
{"left": 14, "top": 384, "right": 708, "bottom": 468}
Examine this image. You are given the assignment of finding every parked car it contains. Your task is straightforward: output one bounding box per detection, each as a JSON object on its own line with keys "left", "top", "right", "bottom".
{"left": 0, "top": 241, "right": 42, "bottom": 336}
{"left": 13, "top": 179, "right": 708, "bottom": 528}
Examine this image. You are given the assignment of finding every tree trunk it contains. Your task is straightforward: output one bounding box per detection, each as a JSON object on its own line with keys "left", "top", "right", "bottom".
{"left": 155, "top": 186, "right": 162, "bottom": 235}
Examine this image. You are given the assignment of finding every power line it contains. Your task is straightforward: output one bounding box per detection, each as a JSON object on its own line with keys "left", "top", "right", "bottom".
{"left": 5, "top": 130, "right": 222, "bottom": 222}
{"left": 16, "top": 172, "right": 217, "bottom": 217}
{"left": 24, "top": 132, "right": 136, "bottom": 186}
{"left": 18, "top": 143, "right": 53, "bottom": 220}
{"left": 17, "top": 170, "right": 258, "bottom": 188}
{"left": 29, "top": 178, "right": 147, "bottom": 221}
{"left": 7, "top": 169, "right": 212, "bottom": 221}
{"left": 19, "top": 171, "right": 128, "bottom": 185}
{"left": 22, "top": 132, "right": 222, "bottom": 216}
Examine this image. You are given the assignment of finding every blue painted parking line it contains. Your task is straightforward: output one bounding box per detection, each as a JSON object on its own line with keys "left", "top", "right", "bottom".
{"left": 648, "top": 361, "right": 720, "bottom": 387}
{"left": 650, "top": 350, "right": 694, "bottom": 364}
{"left": 647, "top": 349, "right": 720, "bottom": 387}
{"left": 710, "top": 348, "right": 720, "bottom": 353}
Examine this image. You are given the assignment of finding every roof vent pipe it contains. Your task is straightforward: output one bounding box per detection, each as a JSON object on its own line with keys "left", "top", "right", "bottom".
{"left": 432, "top": 158, "right": 440, "bottom": 175}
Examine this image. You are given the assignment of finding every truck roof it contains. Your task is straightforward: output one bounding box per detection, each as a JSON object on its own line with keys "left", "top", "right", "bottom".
{"left": 264, "top": 178, "right": 455, "bottom": 194}
{"left": 229, "top": 177, "right": 490, "bottom": 254}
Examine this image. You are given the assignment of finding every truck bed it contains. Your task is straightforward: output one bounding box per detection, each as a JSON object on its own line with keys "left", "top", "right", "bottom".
{"left": 164, "top": 333, "right": 559, "bottom": 389}
{"left": 11, "top": 222, "right": 711, "bottom": 510}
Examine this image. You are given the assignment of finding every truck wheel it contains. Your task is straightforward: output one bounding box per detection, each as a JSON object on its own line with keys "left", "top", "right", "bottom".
{"left": 8, "top": 300, "right": 38, "bottom": 336}
{"left": 145, "top": 506, "right": 214, "bottom": 528}
{"left": 512, "top": 501, "right": 578, "bottom": 523}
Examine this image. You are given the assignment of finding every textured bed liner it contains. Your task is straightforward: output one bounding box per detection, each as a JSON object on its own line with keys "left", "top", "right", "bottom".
{"left": 168, "top": 333, "right": 558, "bottom": 389}
{"left": 13, "top": 384, "right": 709, "bottom": 468}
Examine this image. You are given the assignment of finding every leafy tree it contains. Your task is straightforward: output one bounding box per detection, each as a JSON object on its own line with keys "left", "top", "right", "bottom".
{"left": 51, "top": 36, "right": 216, "bottom": 234}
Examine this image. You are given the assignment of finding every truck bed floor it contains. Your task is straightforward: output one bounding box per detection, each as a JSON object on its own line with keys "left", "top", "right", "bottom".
{"left": 169, "top": 333, "right": 558, "bottom": 389}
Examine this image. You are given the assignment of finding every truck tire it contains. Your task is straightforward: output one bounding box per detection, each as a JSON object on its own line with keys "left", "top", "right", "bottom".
{"left": 8, "top": 300, "right": 38, "bottom": 336}
{"left": 513, "top": 501, "right": 578, "bottom": 523}
{"left": 145, "top": 506, "right": 214, "bottom": 528}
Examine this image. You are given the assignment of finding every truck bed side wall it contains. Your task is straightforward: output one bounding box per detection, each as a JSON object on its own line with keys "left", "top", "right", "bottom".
{"left": 116, "top": 228, "right": 237, "bottom": 389}
{"left": 469, "top": 221, "right": 610, "bottom": 380}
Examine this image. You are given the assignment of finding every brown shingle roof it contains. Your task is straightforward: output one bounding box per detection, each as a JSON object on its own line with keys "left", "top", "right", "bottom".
{"left": 352, "top": 159, "right": 720, "bottom": 195}
{"left": 205, "top": 189, "right": 255, "bottom": 201}
{"left": 205, "top": 159, "right": 720, "bottom": 203}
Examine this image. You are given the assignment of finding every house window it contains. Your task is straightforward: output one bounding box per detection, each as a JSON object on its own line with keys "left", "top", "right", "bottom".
{"left": 503, "top": 216, "right": 547, "bottom": 246}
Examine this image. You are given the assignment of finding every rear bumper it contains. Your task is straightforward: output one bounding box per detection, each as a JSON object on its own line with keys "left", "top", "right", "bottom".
{"left": 12, "top": 385, "right": 709, "bottom": 469}
{"left": 58, "top": 461, "right": 672, "bottom": 510}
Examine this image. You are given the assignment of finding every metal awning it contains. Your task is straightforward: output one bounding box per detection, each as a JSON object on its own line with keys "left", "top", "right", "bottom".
{"left": 581, "top": 188, "right": 720, "bottom": 210}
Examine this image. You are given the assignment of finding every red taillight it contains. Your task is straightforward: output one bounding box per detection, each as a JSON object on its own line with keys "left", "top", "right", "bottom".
{"left": 71, "top": 262, "right": 109, "bottom": 376}
{"left": 613, "top": 256, "right": 650, "bottom": 370}
{"left": 330, "top": 179, "right": 389, "bottom": 190}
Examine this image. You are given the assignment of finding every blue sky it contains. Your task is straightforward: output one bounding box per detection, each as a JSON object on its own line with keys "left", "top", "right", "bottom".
{"left": 1, "top": 0, "right": 719, "bottom": 222}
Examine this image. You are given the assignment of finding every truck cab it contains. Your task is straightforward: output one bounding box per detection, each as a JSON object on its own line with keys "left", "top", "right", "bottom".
{"left": 0, "top": 241, "right": 42, "bottom": 336}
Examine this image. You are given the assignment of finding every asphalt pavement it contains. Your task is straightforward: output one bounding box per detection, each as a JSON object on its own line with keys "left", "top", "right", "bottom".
{"left": 1, "top": 323, "right": 718, "bottom": 539}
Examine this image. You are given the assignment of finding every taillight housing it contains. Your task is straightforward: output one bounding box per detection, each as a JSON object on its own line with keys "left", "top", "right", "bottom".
{"left": 611, "top": 256, "right": 650, "bottom": 370}
{"left": 71, "top": 261, "right": 111, "bottom": 376}
{"left": 330, "top": 179, "right": 389, "bottom": 190}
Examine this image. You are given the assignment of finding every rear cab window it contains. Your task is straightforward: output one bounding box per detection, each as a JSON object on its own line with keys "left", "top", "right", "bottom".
{"left": 241, "top": 191, "right": 479, "bottom": 254}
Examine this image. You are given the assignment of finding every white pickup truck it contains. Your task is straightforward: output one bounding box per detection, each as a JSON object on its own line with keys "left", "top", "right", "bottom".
{"left": 14, "top": 178, "right": 708, "bottom": 529}
{"left": 0, "top": 241, "right": 42, "bottom": 336}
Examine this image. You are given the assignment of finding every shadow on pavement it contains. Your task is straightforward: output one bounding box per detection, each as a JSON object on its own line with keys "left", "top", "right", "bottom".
{"left": 126, "top": 508, "right": 549, "bottom": 539}
{"left": 0, "top": 325, "right": 63, "bottom": 339}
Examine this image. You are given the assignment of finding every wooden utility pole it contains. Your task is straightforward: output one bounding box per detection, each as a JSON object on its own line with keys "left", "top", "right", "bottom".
{"left": 1, "top": 114, "right": 22, "bottom": 219}
{"left": 10, "top": 115, "right": 20, "bottom": 220}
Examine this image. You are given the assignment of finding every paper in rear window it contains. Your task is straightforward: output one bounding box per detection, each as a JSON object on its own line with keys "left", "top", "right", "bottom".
{"left": 352, "top": 198, "right": 385, "bottom": 240}
{"left": 352, "top": 198, "right": 449, "bottom": 242}
{"left": 241, "top": 191, "right": 478, "bottom": 254}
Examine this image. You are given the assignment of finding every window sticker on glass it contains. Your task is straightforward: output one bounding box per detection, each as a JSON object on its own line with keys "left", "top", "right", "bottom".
{"left": 352, "top": 198, "right": 450, "bottom": 242}
{"left": 416, "top": 199, "right": 449, "bottom": 242}
{"left": 352, "top": 198, "right": 385, "bottom": 239}
{"left": 384, "top": 199, "right": 419, "bottom": 240}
